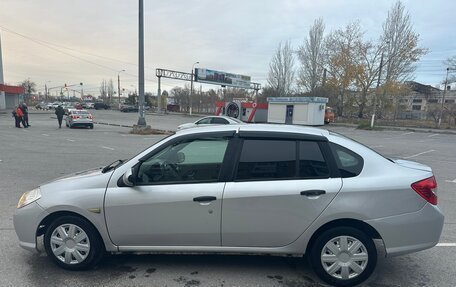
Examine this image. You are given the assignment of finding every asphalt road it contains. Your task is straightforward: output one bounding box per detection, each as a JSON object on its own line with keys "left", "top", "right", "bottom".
{"left": 0, "top": 111, "right": 455, "bottom": 287}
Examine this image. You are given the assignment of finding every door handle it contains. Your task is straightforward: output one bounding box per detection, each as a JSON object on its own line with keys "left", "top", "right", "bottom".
{"left": 193, "top": 196, "right": 217, "bottom": 202}
{"left": 300, "top": 190, "right": 326, "bottom": 197}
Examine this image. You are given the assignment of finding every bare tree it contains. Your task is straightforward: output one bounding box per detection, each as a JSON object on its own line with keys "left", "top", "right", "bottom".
{"left": 99, "top": 80, "right": 108, "bottom": 102}
{"left": 19, "top": 79, "right": 37, "bottom": 103}
{"left": 297, "top": 18, "right": 325, "bottom": 95}
{"left": 107, "top": 79, "right": 114, "bottom": 103}
{"left": 381, "top": 1, "right": 427, "bottom": 83}
{"left": 267, "top": 41, "right": 295, "bottom": 97}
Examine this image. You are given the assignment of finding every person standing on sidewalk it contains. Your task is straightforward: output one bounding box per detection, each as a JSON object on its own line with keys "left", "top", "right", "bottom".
{"left": 55, "top": 105, "right": 65, "bottom": 128}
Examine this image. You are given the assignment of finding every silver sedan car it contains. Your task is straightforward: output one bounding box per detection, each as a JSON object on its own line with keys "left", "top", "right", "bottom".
{"left": 13, "top": 124, "right": 443, "bottom": 286}
{"left": 65, "top": 109, "right": 94, "bottom": 129}
{"left": 177, "top": 115, "right": 244, "bottom": 130}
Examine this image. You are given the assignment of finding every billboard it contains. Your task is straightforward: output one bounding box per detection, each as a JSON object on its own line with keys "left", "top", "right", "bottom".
{"left": 195, "top": 68, "right": 251, "bottom": 89}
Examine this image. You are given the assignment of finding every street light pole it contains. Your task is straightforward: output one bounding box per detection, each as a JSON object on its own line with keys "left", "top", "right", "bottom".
{"left": 118, "top": 69, "right": 125, "bottom": 110}
{"left": 438, "top": 67, "right": 450, "bottom": 128}
{"left": 80, "top": 82, "right": 83, "bottom": 100}
{"left": 190, "top": 61, "right": 199, "bottom": 115}
{"left": 137, "top": 0, "right": 146, "bottom": 126}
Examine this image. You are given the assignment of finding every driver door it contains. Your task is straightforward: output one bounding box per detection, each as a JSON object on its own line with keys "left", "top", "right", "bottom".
{"left": 104, "top": 136, "right": 230, "bottom": 247}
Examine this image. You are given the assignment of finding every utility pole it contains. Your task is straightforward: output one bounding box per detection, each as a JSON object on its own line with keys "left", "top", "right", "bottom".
{"left": 438, "top": 67, "right": 450, "bottom": 128}
{"left": 45, "top": 83, "right": 48, "bottom": 102}
{"left": 137, "top": 0, "right": 146, "bottom": 126}
{"left": 118, "top": 69, "right": 125, "bottom": 110}
{"left": 371, "top": 51, "right": 385, "bottom": 128}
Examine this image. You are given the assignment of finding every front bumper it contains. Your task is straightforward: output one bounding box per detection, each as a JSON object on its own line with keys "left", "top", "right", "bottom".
{"left": 366, "top": 203, "right": 444, "bottom": 257}
{"left": 13, "top": 202, "right": 48, "bottom": 252}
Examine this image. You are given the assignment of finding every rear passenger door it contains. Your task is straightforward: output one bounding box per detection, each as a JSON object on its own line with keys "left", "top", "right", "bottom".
{"left": 222, "top": 136, "right": 342, "bottom": 247}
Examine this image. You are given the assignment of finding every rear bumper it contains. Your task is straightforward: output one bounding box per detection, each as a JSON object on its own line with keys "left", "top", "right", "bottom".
{"left": 366, "top": 203, "right": 444, "bottom": 257}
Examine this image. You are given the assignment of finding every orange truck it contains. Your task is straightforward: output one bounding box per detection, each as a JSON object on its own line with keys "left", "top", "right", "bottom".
{"left": 324, "top": 106, "right": 335, "bottom": 124}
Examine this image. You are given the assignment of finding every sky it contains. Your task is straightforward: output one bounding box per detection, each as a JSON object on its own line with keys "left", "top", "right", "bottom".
{"left": 0, "top": 0, "right": 455, "bottom": 97}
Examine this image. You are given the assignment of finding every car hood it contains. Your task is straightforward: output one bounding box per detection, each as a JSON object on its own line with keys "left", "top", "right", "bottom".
{"left": 177, "top": 123, "right": 195, "bottom": 130}
{"left": 393, "top": 159, "right": 432, "bottom": 172}
{"left": 39, "top": 167, "right": 113, "bottom": 193}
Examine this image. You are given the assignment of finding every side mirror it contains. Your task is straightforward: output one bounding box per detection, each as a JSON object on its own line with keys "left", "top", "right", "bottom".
{"left": 177, "top": 152, "right": 185, "bottom": 163}
{"left": 122, "top": 168, "right": 136, "bottom": 187}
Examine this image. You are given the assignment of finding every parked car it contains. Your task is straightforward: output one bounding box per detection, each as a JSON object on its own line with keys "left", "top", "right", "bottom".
{"left": 47, "top": 102, "right": 61, "bottom": 110}
{"left": 65, "top": 109, "right": 94, "bottom": 129}
{"left": 13, "top": 124, "right": 443, "bottom": 286}
{"left": 94, "top": 103, "right": 110, "bottom": 110}
{"left": 120, "top": 104, "right": 139, "bottom": 112}
{"left": 177, "top": 116, "right": 244, "bottom": 130}
{"left": 35, "top": 102, "right": 48, "bottom": 110}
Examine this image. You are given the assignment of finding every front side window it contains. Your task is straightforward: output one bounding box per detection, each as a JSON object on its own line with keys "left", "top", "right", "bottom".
{"left": 137, "top": 137, "right": 229, "bottom": 184}
{"left": 236, "top": 140, "right": 296, "bottom": 180}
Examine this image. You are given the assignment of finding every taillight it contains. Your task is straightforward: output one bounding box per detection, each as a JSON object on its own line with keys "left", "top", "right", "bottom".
{"left": 72, "top": 115, "right": 78, "bottom": 119}
{"left": 88, "top": 115, "right": 93, "bottom": 119}
{"left": 411, "top": 176, "right": 438, "bottom": 205}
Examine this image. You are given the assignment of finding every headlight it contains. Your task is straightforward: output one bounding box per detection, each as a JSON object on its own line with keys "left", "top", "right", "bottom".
{"left": 17, "top": 188, "right": 41, "bottom": 209}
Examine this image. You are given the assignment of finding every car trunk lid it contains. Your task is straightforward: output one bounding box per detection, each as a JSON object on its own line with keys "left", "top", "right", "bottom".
{"left": 392, "top": 159, "right": 432, "bottom": 172}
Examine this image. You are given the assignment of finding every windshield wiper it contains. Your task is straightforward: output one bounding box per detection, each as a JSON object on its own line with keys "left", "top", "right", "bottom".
{"left": 102, "top": 159, "right": 124, "bottom": 173}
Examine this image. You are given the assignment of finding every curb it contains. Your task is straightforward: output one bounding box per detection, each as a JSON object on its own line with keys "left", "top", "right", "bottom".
{"left": 330, "top": 123, "right": 456, "bottom": 135}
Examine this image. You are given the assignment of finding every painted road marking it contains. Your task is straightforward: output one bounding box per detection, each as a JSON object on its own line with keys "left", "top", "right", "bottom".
{"left": 437, "top": 243, "right": 456, "bottom": 247}
{"left": 371, "top": 145, "right": 384, "bottom": 148}
{"left": 428, "top": 134, "right": 439, "bottom": 137}
{"left": 101, "top": 146, "right": 115, "bottom": 151}
{"left": 403, "top": 150, "right": 435, "bottom": 159}
{"left": 445, "top": 179, "right": 456, "bottom": 183}
{"left": 42, "top": 134, "right": 49, "bottom": 136}
{"left": 401, "top": 132, "right": 414, "bottom": 135}
{"left": 66, "top": 139, "right": 75, "bottom": 142}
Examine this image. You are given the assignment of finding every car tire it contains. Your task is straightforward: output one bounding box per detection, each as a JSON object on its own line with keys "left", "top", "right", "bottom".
{"left": 309, "top": 226, "right": 377, "bottom": 287}
{"left": 44, "top": 215, "right": 104, "bottom": 270}
{"left": 89, "top": 124, "right": 94, "bottom": 129}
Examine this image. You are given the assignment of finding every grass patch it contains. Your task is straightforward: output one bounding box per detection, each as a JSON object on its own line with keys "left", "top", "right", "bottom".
{"left": 357, "top": 121, "right": 384, "bottom": 130}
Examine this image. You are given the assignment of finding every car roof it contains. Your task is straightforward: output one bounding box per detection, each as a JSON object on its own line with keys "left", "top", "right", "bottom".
{"left": 176, "top": 123, "right": 329, "bottom": 137}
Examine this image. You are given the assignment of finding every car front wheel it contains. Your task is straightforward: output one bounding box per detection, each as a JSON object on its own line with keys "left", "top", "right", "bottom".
{"left": 44, "top": 216, "right": 104, "bottom": 270}
{"left": 310, "top": 226, "right": 377, "bottom": 287}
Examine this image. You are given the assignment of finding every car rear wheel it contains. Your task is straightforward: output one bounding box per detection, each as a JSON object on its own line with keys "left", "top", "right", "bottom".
{"left": 89, "top": 124, "right": 94, "bottom": 129}
{"left": 310, "top": 226, "right": 377, "bottom": 287}
{"left": 44, "top": 216, "right": 104, "bottom": 270}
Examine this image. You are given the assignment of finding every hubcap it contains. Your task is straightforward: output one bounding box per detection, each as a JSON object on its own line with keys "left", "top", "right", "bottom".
{"left": 321, "top": 236, "right": 368, "bottom": 280}
{"left": 50, "top": 224, "right": 90, "bottom": 265}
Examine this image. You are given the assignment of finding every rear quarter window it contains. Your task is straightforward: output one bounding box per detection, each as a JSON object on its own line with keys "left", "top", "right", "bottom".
{"left": 329, "top": 143, "right": 364, "bottom": 178}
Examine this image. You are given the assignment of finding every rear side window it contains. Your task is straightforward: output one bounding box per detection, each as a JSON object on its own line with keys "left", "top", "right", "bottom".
{"left": 236, "top": 140, "right": 296, "bottom": 180}
{"left": 299, "top": 141, "right": 330, "bottom": 178}
{"left": 330, "top": 143, "right": 364, "bottom": 178}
